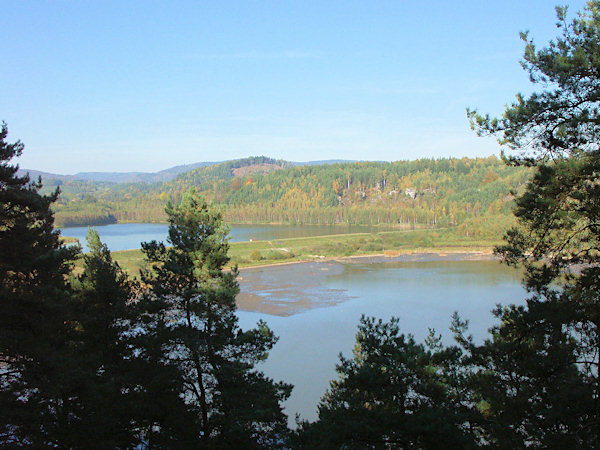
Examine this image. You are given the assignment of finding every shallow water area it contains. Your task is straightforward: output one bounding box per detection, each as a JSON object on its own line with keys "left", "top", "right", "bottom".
{"left": 236, "top": 255, "right": 526, "bottom": 424}
{"left": 237, "top": 261, "right": 352, "bottom": 316}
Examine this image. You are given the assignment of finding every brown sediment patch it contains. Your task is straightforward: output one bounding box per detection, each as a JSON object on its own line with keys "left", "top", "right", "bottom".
{"left": 236, "top": 260, "right": 352, "bottom": 315}
{"left": 236, "top": 292, "right": 293, "bottom": 316}
{"left": 236, "top": 288, "right": 345, "bottom": 316}
{"left": 235, "top": 251, "right": 501, "bottom": 316}
{"left": 235, "top": 248, "right": 497, "bottom": 272}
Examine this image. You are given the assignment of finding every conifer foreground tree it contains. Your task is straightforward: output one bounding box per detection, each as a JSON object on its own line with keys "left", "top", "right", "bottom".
{"left": 467, "top": 1, "right": 600, "bottom": 445}
{"left": 0, "top": 123, "right": 291, "bottom": 446}
{"left": 139, "top": 191, "right": 292, "bottom": 448}
{"left": 73, "top": 229, "right": 196, "bottom": 447}
{"left": 70, "top": 229, "right": 140, "bottom": 447}
{"left": 0, "top": 123, "right": 81, "bottom": 446}
{"left": 0, "top": 124, "right": 195, "bottom": 446}
{"left": 294, "top": 316, "right": 475, "bottom": 449}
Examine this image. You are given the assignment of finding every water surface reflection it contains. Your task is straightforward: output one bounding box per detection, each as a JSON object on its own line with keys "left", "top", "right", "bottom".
{"left": 236, "top": 256, "right": 526, "bottom": 424}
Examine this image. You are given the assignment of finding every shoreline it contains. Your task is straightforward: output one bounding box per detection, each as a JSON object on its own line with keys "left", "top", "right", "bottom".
{"left": 235, "top": 248, "right": 503, "bottom": 317}
{"left": 102, "top": 226, "right": 502, "bottom": 277}
{"left": 237, "top": 248, "right": 497, "bottom": 272}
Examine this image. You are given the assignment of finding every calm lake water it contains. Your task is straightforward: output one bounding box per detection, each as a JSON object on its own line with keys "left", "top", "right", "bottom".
{"left": 60, "top": 222, "right": 393, "bottom": 252}
{"left": 61, "top": 223, "right": 526, "bottom": 426}
{"left": 236, "top": 256, "right": 526, "bottom": 424}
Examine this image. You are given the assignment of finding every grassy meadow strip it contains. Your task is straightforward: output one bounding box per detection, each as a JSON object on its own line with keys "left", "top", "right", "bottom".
{"left": 91, "top": 227, "right": 500, "bottom": 277}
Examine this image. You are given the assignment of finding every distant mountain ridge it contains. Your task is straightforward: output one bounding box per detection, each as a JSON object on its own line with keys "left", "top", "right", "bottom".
{"left": 19, "top": 158, "right": 358, "bottom": 184}
{"left": 16, "top": 169, "right": 76, "bottom": 183}
{"left": 18, "top": 161, "right": 223, "bottom": 184}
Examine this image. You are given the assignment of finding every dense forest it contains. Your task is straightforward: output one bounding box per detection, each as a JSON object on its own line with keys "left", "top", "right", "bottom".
{"left": 47, "top": 155, "right": 530, "bottom": 241}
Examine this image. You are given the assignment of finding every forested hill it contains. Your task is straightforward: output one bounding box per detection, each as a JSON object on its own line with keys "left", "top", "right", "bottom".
{"left": 20, "top": 161, "right": 223, "bottom": 184}
{"left": 20, "top": 158, "right": 355, "bottom": 184}
{"left": 172, "top": 156, "right": 292, "bottom": 187}
{"left": 50, "top": 155, "right": 531, "bottom": 237}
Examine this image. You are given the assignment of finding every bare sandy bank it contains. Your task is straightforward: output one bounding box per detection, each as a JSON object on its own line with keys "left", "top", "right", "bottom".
{"left": 236, "top": 249, "right": 497, "bottom": 273}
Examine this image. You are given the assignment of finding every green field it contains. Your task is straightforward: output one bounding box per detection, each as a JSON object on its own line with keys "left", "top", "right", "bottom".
{"left": 101, "top": 228, "right": 500, "bottom": 277}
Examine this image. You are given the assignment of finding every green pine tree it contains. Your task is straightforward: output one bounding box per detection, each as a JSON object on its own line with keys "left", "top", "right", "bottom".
{"left": 74, "top": 228, "right": 196, "bottom": 447}
{"left": 68, "top": 229, "right": 138, "bottom": 447}
{"left": 295, "top": 316, "right": 475, "bottom": 449}
{"left": 139, "top": 190, "right": 292, "bottom": 447}
{"left": 0, "top": 122, "right": 81, "bottom": 446}
{"left": 467, "top": 2, "right": 600, "bottom": 445}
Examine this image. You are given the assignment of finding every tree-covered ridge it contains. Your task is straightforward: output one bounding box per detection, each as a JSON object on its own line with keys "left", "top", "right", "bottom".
{"left": 211, "top": 156, "right": 529, "bottom": 223}
{"left": 50, "top": 155, "right": 531, "bottom": 233}
{"left": 172, "top": 155, "right": 292, "bottom": 187}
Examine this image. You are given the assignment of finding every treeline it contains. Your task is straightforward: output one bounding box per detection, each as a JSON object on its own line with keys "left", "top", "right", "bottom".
{"left": 51, "top": 155, "right": 531, "bottom": 233}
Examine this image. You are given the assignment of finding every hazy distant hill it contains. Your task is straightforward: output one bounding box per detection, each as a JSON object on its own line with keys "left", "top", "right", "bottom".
{"left": 293, "top": 159, "right": 358, "bottom": 166}
{"left": 17, "top": 169, "right": 75, "bottom": 183}
{"left": 20, "top": 159, "right": 358, "bottom": 185}
{"left": 18, "top": 162, "right": 224, "bottom": 184}
{"left": 72, "top": 161, "right": 222, "bottom": 183}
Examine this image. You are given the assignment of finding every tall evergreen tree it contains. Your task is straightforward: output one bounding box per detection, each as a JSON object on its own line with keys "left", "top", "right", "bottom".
{"left": 451, "top": 305, "right": 597, "bottom": 447}
{"left": 0, "top": 122, "right": 81, "bottom": 446}
{"left": 139, "top": 191, "right": 291, "bottom": 447}
{"left": 68, "top": 229, "right": 137, "bottom": 447}
{"left": 295, "top": 316, "right": 475, "bottom": 449}
{"left": 73, "top": 229, "right": 196, "bottom": 447}
{"left": 468, "top": 1, "right": 600, "bottom": 445}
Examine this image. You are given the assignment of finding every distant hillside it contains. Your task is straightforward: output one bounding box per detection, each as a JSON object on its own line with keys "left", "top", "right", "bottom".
{"left": 21, "top": 158, "right": 361, "bottom": 185}
{"left": 73, "top": 161, "right": 222, "bottom": 183}
{"left": 17, "top": 169, "right": 75, "bottom": 183}
{"left": 173, "top": 156, "right": 291, "bottom": 188}
{"left": 51, "top": 155, "right": 532, "bottom": 238}
{"left": 20, "top": 161, "right": 224, "bottom": 184}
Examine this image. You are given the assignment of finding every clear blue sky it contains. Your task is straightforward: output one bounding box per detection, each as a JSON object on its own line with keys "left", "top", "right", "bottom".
{"left": 1, "top": 0, "right": 588, "bottom": 174}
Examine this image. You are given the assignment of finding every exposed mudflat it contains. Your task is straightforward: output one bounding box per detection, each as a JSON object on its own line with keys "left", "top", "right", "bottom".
{"left": 236, "top": 252, "right": 500, "bottom": 316}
